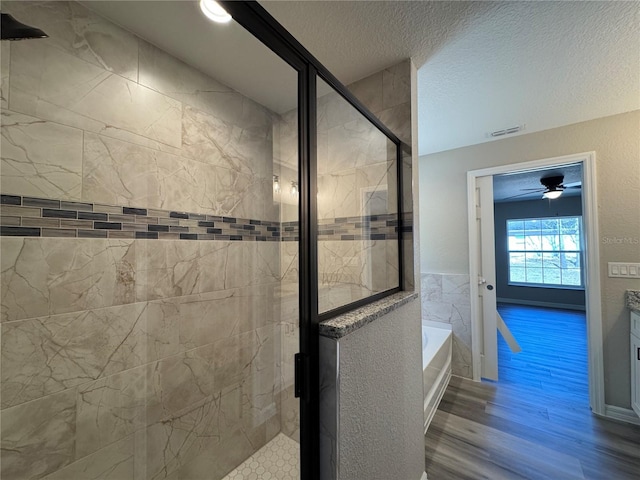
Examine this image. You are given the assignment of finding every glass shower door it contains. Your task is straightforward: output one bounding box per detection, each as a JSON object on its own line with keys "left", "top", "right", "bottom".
{"left": 315, "top": 77, "right": 400, "bottom": 315}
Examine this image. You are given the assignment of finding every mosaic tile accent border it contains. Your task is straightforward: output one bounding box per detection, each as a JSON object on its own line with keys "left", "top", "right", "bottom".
{"left": 0, "top": 195, "right": 409, "bottom": 241}
{"left": 266, "top": 214, "right": 408, "bottom": 242}
{"left": 0, "top": 194, "right": 281, "bottom": 241}
{"left": 316, "top": 214, "right": 403, "bottom": 241}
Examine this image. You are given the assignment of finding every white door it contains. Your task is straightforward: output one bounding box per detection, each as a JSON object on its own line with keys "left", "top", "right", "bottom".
{"left": 632, "top": 311, "right": 640, "bottom": 418}
{"left": 475, "top": 175, "right": 499, "bottom": 380}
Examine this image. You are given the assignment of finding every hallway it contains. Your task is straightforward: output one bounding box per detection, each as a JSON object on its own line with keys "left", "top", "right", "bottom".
{"left": 424, "top": 305, "right": 640, "bottom": 479}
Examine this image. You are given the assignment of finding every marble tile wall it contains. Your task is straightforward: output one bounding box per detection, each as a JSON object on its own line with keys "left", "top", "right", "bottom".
{"left": 272, "top": 110, "right": 300, "bottom": 441}
{"left": 278, "top": 238, "right": 300, "bottom": 442}
{"left": 316, "top": 94, "right": 397, "bottom": 222}
{"left": 350, "top": 62, "right": 415, "bottom": 295}
{"left": 348, "top": 61, "right": 412, "bottom": 146}
{"left": 1, "top": 1, "right": 275, "bottom": 221}
{"left": 1, "top": 236, "right": 283, "bottom": 479}
{"left": 0, "top": 2, "right": 288, "bottom": 479}
{"left": 421, "top": 273, "right": 473, "bottom": 378}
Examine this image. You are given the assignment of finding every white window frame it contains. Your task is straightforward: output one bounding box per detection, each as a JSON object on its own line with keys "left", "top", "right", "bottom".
{"left": 506, "top": 215, "right": 584, "bottom": 289}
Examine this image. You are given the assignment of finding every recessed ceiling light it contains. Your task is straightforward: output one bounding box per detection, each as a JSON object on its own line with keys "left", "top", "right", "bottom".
{"left": 200, "top": 0, "right": 232, "bottom": 23}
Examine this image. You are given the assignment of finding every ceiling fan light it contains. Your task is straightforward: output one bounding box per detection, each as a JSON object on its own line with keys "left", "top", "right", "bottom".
{"left": 543, "top": 189, "right": 563, "bottom": 200}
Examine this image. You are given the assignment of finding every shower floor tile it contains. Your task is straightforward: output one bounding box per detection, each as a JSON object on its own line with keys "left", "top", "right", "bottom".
{"left": 222, "top": 433, "right": 299, "bottom": 480}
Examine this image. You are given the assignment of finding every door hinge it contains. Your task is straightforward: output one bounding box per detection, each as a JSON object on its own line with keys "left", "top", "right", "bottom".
{"left": 294, "top": 352, "right": 309, "bottom": 400}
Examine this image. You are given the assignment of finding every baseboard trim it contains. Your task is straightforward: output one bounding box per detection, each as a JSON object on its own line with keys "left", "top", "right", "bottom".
{"left": 497, "top": 298, "right": 586, "bottom": 311}
{"left": 602, "top": 404, "right": 640, "bottom": 425}
{"left": 420, "top": 471, "right": 428, "bottom": 480}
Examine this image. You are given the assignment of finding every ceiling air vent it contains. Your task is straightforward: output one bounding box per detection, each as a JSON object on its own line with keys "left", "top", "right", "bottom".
{"left": 489, "top": 124, "right": 524, "bottom": 137}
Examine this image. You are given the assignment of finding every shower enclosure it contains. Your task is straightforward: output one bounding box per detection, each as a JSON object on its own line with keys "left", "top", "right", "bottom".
{"left": 0, "top": 1, "right": 406, "bottom": 479}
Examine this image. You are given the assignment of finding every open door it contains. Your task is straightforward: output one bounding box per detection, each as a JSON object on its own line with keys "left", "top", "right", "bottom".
{"left": 467, "top": 153, "right": 604, "bottom": 415}
{"left": 472, "top": 175, "right": 499, "bottom": 380}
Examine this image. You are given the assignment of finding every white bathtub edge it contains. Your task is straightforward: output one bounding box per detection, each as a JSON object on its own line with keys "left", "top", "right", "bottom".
{"left": 424, "top": 356, "right": 451, "bottom": 434}
{"left": 422, "top": 320, "right": 452, "bottom": 331}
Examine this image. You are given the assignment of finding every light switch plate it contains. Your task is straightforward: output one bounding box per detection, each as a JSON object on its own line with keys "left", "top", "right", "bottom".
{"left": 608, "top": 262, "right": 640, "bottom": 278}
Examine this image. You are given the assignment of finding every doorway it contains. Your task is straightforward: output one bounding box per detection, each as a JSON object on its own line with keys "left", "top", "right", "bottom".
{"left": 466, "top": 152, "right": 604, "bottom": 415}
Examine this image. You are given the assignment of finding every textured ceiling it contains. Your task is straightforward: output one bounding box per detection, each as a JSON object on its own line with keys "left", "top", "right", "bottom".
{"left": 493, "top": 163, "right": 583, "bottom": 203}
{"left": 262, "top": 1, "right": 640, "bottom": 155}
{"left": 416, "top": 1, "right": 640, "bottom": 155}
{"left": 262, "top": 0, "right": 490, "bottom": 82}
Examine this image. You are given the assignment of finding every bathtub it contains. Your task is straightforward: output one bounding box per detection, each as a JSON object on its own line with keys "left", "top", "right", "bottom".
{"left": 422, "top": 323, "right": 452, "bottom": 433}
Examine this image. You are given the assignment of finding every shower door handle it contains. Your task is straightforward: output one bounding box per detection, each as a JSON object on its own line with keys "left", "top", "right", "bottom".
{"left": 294, "top": 353, "right": 309, "bottom": 400}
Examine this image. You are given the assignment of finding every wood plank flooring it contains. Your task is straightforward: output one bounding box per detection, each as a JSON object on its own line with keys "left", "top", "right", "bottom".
{"left": 424, "top": 304, "right": 640, "bottom": 480}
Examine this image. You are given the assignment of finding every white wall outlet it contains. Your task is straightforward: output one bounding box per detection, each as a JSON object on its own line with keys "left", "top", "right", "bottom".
{"left": 608, "top": 262, "right": 640, "bottom": 278}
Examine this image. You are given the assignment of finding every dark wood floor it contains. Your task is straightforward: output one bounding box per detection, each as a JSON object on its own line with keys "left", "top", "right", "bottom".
{"left": 424, "top": 304, "right": 640, "bottom": 480}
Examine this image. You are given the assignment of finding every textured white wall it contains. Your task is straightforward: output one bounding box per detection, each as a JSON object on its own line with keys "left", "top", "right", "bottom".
{"left": 419, "top": 110, "right": 640, "bottom": 408}
{"left": 337, "top": 299, "right": 426, "bottom": 480}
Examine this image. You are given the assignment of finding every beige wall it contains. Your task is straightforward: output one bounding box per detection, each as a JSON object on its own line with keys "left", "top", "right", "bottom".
{"left": 419, "top": 110, "right": 640, "bottom": 408}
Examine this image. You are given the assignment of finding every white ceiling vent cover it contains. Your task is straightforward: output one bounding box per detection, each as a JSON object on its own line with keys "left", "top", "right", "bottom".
{"left": 489, "top": 124, "right": 525, "bottom": 138}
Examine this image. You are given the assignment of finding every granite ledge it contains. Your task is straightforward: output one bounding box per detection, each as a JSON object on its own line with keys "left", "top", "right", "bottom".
{"left": 319, "top": 291, "right": 419, "bottom": 339}
{"left": 626, "top": 290, "right": 640, "bottom": 314}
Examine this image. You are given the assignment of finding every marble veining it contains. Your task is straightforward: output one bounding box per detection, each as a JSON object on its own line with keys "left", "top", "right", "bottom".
{"left": 1, "top": 237, "right": 136, "bottom": 322}
{"left": 319, "top": 291, "right": 418, "bottom": 339}
{"left": 40, "top": 434, "right": 134, "bottom": 480}
{"left": 182, "top": 104, "right": 272, "bottom": 179}
{"left": 138, "top": 40, "right": 244, "bottom": 126}
{"left": 3, "top": 1, "right": 139, "bottom": 81}
{"left": 1, "top": 302, "right": 148, "bottom": 408}
{"left": 382, "top": 63, "right": 411, "bottom": 111}
{"left": 1, "top": 43, "right": 9, "bottom": 109}
{"left": 0, "top": 235, "right": 283, "bottom": 323}
{"left": 421, "top": 273, "right": 473, "bottom": 378}
{"left": 1, "top": 110, "right": 83, "bottom": 200}
{"left": 324, "top": 117, "right": 388, "bottom": 175}
{"left": 10, "top": 41, "right": 183, "bottom": 149}
{"left": 1, "top": 388, "right": 77, "bottom": 480}
{"left": 627, "top": 290, "right": 640, "bottom": 313}
{"left": 317, "top": 237, "right": 401, "bottom": 314}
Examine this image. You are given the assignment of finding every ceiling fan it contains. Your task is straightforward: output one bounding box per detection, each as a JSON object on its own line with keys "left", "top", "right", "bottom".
{"left": 504, "top": 175, "right": 581, "bottom": 201}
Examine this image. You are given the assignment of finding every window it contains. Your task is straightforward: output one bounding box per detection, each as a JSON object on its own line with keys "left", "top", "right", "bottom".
{"left": 507, "top": 216, "right": 583, "bottom": 287}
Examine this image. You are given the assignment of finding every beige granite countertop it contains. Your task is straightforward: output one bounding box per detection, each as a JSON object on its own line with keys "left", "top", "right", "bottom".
{"left": 627, "top": 290, "right": 640, "bottom": 314}
{"left": 319, "top": 291, "right": 419, "bottom": 339}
